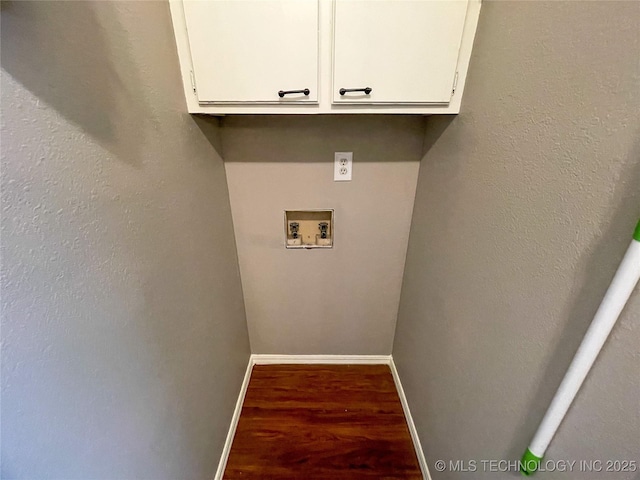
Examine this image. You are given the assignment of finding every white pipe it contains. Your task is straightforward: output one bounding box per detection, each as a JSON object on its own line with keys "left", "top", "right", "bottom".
{"left": 521, "top": 220, "right": 640, "bottom": 476}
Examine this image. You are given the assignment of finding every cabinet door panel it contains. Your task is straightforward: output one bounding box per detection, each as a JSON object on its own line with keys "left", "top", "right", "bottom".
{"left": 183, "top": 0, "right": 318, "bottom": 103}
{"left": 333, "top": 0, "right": 468, "bottom": 104}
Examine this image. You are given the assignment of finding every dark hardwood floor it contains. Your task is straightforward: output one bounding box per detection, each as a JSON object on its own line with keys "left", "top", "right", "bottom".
{"left": 223, "top": 364, "right": 422, "bottom": 479}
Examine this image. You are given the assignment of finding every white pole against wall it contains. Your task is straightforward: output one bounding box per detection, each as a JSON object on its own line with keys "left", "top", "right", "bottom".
{"left": 520, "top": 219, "right": 640, "bottom": 476}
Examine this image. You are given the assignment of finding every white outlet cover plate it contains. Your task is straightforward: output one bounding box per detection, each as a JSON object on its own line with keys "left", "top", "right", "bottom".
{"left": 334, "top": 152, "right": 353, "bottom": 181}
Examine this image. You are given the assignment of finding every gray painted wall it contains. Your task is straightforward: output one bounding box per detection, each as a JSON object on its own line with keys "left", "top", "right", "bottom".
{"left": 221, "top": 115, "right": 423, "bottom": 354}
{"left": 393, "top": 2, "right": 640, "bottom": 479}
{"left": 1, "top": 2, "right": 250, "bottom": 478}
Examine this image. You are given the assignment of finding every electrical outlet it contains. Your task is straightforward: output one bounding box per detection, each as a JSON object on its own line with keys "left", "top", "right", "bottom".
{"left": 334, "top": 152, "right": 352, "bottom": 181}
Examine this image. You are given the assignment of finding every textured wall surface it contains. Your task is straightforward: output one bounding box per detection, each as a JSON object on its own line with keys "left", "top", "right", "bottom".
{"left": 221, "top": 115, "right": 423, "bottom": 354}
{"left": 1, "top": 2, "right": 250, "bottom": 478}
{"left": 393, "top": 1, "right": 640, "bottom": 479}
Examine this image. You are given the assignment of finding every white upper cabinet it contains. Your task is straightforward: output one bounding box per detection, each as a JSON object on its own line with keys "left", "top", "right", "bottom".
{"left": 170, "top": 0, "right": 481, "bottom": 114}
{"left": 332, "top": 0, "right": 469, "bottom": 105}
{"left": 182, "top": 0, "right": 319, "bottom": 103}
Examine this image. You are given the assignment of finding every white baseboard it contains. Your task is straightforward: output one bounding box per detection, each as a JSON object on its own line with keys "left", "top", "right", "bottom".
{"left": 215, "top": 354, "right": 428, "bottom": 480}
{"left": 251, "top": 354, "right": 392, "bottom": 365}
{"left": 214, "top": 357, "right": 254, "bottom": 480}
{"left": 390, "top": 358, "right": 431, "bottom": 480}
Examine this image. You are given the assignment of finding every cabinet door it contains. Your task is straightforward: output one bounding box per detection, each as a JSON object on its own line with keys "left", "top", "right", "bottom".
{"left": 333, "top": 0, "right": 468, "bottom": 104}
{"left": 183, "top": 0, "right": 318, "bottom": 104}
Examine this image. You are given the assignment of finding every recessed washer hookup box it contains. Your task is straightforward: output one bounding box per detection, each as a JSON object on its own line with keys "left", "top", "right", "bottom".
{"left": 284, "top": 210, "right": 334, "bottom": 249}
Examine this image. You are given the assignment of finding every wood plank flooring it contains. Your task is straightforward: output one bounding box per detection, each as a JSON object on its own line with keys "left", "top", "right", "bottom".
{"left": 223, "top": 364, "right": 422, "bottom": 479}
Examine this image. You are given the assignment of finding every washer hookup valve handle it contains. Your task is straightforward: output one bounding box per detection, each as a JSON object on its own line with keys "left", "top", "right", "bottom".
{"left": 289, "top": 222, "right": 300, "bottom": 239}
{"left": 319, "top": 222, "right": 329, "bottom": 239}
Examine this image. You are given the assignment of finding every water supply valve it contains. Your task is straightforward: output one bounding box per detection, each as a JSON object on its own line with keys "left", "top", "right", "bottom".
{"left": 319, "top": 222, "right": 329, "bottom": 239}
{"left": 289, "top": 222, "right": 300, "bottom": 239}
